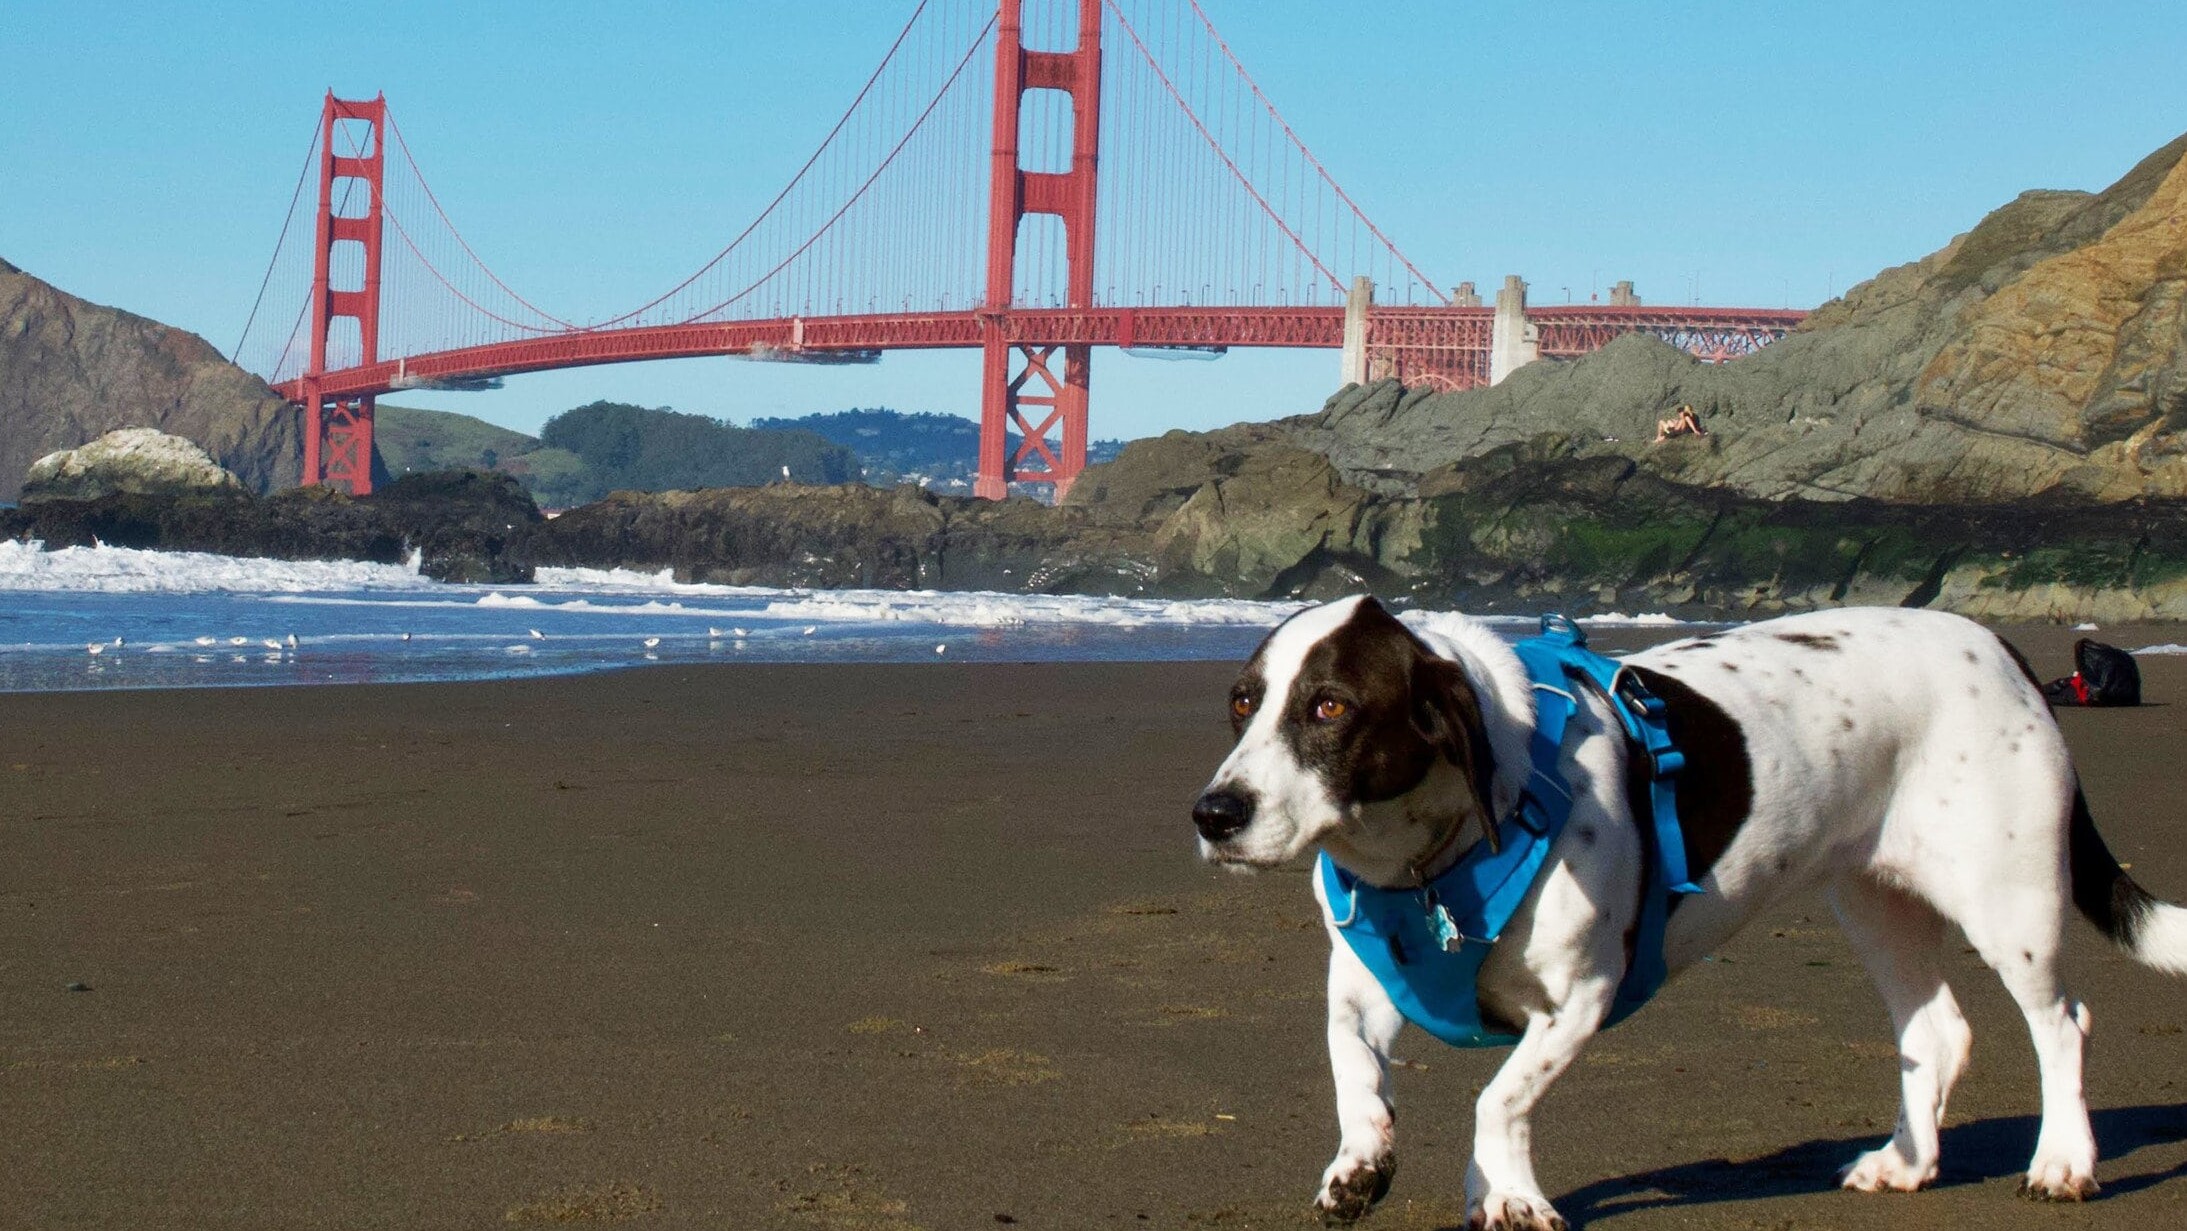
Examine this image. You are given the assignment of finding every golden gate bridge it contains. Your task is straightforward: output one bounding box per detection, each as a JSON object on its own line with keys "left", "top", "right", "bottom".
{"left": 234, "top": 0, "right": 1804, "bottom": 499}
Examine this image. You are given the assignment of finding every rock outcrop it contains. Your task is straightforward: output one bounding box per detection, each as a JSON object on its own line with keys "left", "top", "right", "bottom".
{"left": 524, "top": 482, "right": 1153, "bottom": 594}
{"left": 0, "top": 257, "right": 303, "bottom": 502}
{"left": 1289, "top": 131, "right": 2187, "bottom": 506}
{"left": 0, "top": 469, "right": 540, "bottom": 584}
{"left": 21, "top": 428, "right": 244, "bottom": 503}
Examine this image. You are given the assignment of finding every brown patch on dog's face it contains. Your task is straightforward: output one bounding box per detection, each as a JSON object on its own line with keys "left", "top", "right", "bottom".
{"left": 1281, "top": 599, "right": 1494, "bottom": 815}
{"left": 1196, "top": 597, "right": 1498, "bottom": 864}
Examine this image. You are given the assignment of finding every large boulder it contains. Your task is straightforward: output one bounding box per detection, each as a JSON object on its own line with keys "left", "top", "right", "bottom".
{"left": 20, "top": 427, "right": 244, "bottom": 503}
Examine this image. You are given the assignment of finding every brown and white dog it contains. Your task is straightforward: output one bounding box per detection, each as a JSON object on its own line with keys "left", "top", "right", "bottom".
{"left": 1191, "top": 597, "right": 2187, "bottom": 1229}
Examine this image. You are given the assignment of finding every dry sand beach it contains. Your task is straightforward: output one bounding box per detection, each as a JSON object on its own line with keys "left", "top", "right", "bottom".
{"left": 6, "top": 627, "right": 2187, "bottom": 1229}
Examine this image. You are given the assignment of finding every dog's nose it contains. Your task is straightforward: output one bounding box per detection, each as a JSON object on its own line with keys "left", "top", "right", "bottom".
{"left": 1193, "top": 789, "right": 1254, "bottom": 841}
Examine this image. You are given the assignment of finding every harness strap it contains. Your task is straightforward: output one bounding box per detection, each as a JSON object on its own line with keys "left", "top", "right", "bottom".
{"left": 1320, "top": 613, "right": 1700, "bottom": 1048}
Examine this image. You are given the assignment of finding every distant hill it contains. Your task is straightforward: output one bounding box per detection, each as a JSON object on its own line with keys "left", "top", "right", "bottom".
{"left": 539, "top": 401, "right": 854, "bottom": 503}
{"left": 751, "top": 406, "right": 1123, "bottom": 492}
{"left": 0, "top": 256, "right": 302, "bottom": 501}
{"left": 374, "top": 404, "right": 538, "bottom": 474}
{"left": 373, "top": 404, "right": 591, "bottom": 508}
{"left": 376, "top": 401, "right": 854, "bottom": 507}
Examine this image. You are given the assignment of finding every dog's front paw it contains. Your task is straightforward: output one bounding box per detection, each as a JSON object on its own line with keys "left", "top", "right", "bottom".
{"left": 1468, "top": 1191, "right": 1567, "bottom": 1231}
{"left": 1839, "top": 1142, "right": 1936, "bottom": 1193}
{"left": 2018, "top": 1154, "right": 2099, "bottom": 1202}
{"left": 1315, "top": 1151, "right": 1394, "bottom": 1226}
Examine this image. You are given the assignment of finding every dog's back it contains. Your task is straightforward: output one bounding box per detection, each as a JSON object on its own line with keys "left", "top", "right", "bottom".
{"left": 1627, "top": 607, "right": 2074, "bottom": 967}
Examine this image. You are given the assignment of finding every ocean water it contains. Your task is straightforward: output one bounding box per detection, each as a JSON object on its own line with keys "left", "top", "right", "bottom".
{"left": 0, "top": 540, "right": 1686, "bottom": 693}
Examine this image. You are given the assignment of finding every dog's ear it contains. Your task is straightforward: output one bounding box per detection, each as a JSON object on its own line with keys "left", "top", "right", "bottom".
{"left": 1409, "top": 652, "right": 1500, "bottom": 849}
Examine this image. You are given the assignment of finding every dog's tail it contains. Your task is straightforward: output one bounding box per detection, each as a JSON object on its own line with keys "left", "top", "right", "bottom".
{"left": 2071, "top": 784, "right": 2187, "bottom": 975}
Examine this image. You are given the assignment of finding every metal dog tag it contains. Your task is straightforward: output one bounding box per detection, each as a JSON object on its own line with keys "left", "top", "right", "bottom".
{"left": 1430, "top": 902, "right": 1464, "bottom": 953}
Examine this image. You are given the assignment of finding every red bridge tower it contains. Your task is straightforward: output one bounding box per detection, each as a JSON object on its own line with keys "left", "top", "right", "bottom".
{"left": 300, "top": 92, "right": 385, "bottom": 495}
{"left": 977, "top": 0, "right": 1102, "bottom": 500}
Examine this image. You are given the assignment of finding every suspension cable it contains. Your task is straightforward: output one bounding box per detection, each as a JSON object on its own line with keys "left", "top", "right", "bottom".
{"left": 231, "top": 114, "right": 323, "bottom": 362}
{"left": 674, "top": 13, "right": 995, "bottom": 324}
{"left": 1182, "top": 0, "right": 1445, "bottom": 302}
{"left": 1103, "top": 0, "right": 1342, "bottom": 295}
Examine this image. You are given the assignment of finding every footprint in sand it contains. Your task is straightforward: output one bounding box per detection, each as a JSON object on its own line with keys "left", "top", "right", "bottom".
{"left": 1149, "top": 1004, "right": 1229, "bottom": 1025}
{"left": 503, "top": 1181, "right": 660, "bottom": 1223}
{"left": 978, "top": 960, "right": 1066, "bottom": 982}
{"left": 1733, "top": 1004, "right": 1821, "bottom": 1030}
{"left": 779, "top": 1164, "right": 924, "bottom": 1230}
{"left": 950, "top": 1048, "right": 1059, "bottom": 1087}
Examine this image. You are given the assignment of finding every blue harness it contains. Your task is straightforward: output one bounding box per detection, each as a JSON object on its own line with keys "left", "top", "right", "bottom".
{"left": 1317, "top": 614, "right": 1702, "bottom": 1047}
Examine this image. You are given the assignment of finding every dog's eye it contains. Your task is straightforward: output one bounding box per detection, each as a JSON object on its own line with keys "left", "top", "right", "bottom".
{"left": 1231, "top": 694, "right": 1255, "bottom": 719}
{"left": 1313, "top": 698, "right": 1349, "bottom": 721}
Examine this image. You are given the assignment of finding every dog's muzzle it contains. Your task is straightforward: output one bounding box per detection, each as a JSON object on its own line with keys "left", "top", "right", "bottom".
{"left": 1192, "top": 787, "right": 1255, "bottom": 842}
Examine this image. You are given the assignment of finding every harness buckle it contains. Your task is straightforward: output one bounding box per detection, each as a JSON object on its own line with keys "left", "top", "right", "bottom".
{"left": 1508, "top": 784, "right": 1557, "bottom": 837}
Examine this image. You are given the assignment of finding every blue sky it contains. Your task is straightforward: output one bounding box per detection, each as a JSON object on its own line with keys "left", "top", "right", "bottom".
{"left": 5, "top": 2, "right": 2184, "bottom": 442}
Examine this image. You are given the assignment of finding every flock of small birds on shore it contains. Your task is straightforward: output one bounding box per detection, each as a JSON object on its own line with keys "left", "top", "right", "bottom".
{"left": 86, "top": 628, "right": 951, "bottom": 656}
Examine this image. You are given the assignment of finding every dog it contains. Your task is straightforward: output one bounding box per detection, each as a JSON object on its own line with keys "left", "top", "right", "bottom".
{"left": 1191, "top": 596, "right": 2187, "bottom": 1229}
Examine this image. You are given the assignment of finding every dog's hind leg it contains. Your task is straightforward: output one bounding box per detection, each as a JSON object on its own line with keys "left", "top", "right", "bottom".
{"left": 1315, "top": 935, "right": 1405, "bottom": 1225}
{"left": 1829, "top": 874, "right": 1971, "bottom": 1193}
{"left": 1957, "top": 891, "right": 2099, "bottom": 1200}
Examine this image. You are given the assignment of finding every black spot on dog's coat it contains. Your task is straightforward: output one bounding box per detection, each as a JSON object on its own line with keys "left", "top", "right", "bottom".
{"left": 1773, "top": 632, "right": 1842, "bottom": 651}
{"left": 1627, "top": 667, "right": 1754, "bottom": 905}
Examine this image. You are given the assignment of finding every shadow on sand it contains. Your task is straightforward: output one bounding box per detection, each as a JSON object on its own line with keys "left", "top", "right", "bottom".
{"left": 1528, "top": 1103, "right": 2187, "bottom": 1227}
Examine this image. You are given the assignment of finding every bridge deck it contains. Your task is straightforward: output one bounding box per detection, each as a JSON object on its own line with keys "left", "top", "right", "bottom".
{"left": 280, "top": 305, "right": 1807, "bottom": 403}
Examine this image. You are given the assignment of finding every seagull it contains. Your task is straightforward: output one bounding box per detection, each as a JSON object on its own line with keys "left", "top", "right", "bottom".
{"left": 733, "top": 627, "right": 748, "bottom": 638}
{"left": 194, "top": 636, "right": 216, "bottom": 646}
{"left": 228, "top": 636, "right": 249, "bottom": 646}
{"left": 285, "top": 633, "right": 298, "bottom": 649}
{"left": 934, "top": 644, "right": 947, "bottom": 655}
{"left": 86, "top": 642, "right": 104, "bottom": 656}
{"left": 802, "top": 626, "right": 817, "bottom": 636}
{"left": 529, "top": 628, "right": 545, "bottom": 640}
{"left": 262, "top": 639, "right": 282, "bottom": 651}
{"left": 400, "top": 632, "right": 413, "bottom": 642}
{"left": 112, "top": 636, "right": 124, "bottom": 647}
{"left": 643, "top": 636, "right": 661, "bottom": 649}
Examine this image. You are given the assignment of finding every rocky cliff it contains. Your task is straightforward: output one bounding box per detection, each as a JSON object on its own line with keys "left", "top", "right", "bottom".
{"left": 1288, "top": 131, "right": 2187, "bottom": 505}
{"left": 0, "top": 257, "right": 301, "bottom": 502}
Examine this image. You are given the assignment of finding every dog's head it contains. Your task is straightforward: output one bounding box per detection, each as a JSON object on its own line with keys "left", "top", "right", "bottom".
{"left": 1192, "top": 596, "right": 1498, "bottom": 870}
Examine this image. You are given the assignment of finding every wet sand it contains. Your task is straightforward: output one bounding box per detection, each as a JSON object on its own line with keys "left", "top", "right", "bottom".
{"left": 5, "top": 627, "right": 2187, "bottom": 1229}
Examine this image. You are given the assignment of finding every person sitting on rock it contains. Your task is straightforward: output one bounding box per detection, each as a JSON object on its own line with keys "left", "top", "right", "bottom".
{"left": 1655, "top": 404, "right": 1707, "bottom": 443}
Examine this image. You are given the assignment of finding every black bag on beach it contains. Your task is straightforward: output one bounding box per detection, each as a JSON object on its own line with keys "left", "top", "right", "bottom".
{"left": 2041, "top": 638, "right": 2141, "bottom": 707}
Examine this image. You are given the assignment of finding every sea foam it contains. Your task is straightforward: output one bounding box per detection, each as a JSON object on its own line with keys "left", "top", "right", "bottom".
{"left": 0, "top": 539, "right": 432, "bottom": 593}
